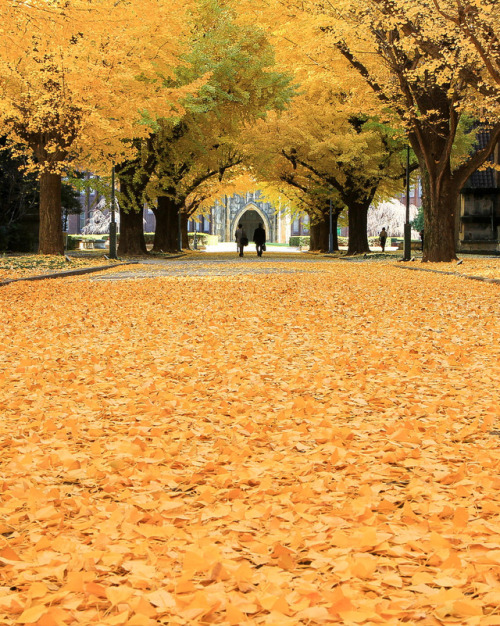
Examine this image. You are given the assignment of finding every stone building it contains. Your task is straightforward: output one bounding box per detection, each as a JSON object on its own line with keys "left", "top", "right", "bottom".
{"left": 68, "top": 188, "right": 294, "bottom": 241}
{"left": 189, "top": 190, "right": 304, "bottom": 243}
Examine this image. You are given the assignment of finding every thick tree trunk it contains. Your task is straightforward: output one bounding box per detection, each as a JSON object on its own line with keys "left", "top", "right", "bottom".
{"left": 420, "top": 166, "right": 458, "bottom": 262}
{"left": 153, "top": 197, "right": 180, "bottom": 252}
{"left": 118, "top": 205, "right": 147, "bottom": 256}
{"left": 116, "top": 166, "right": 148, "bottom": 256}
{"left": 309, "top": 209, "right": 339, "bottom": 252}
{"left": 310, "top": 218, "right": 328, "bottom": 252}
{"left": 38, "top": 172, "right": 63, "bottom": 255}
{"left": 409, "top": 121, "right": 469, "bottom": 262}
{"left": 308, "top": 205, "right": 342, "bottom": 252}
{"left": 347, "top": 200, "right": 371, "bottom": 255}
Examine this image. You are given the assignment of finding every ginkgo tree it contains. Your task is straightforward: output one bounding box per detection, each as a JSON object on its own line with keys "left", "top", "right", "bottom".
{"left": 0, "top": 0, "right": 197, "bottom": 254}
{"left": 265, "top": 0, "right": 500, "bottom": 261}
{"left": 243, "top": 113, "right": 344, "bottom": 252}
{"left": 116, "top": 0, "right": 294, "bottom": 255}
{"left": 243, "top": 75, "right": 408, "bottom": 254}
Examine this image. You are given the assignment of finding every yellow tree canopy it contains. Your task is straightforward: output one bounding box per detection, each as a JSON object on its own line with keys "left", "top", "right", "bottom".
{"left": 430, "top": 0, "right": 500, "bottom": 106}
{"left": 0, "top": 0, "right": 199, "bottom": 175}
{"left": 241, "top": 71, "right": 407, "bottom": 254}
{"left": 243, "top": 0, "right": 500, "bottom": 260}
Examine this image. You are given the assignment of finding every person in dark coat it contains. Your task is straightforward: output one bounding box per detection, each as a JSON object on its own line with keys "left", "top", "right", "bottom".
{"left": 235, "top": 223, "right": 247, "bottom": 257}
{"left": 379, "top": 227, "right": 388, "bottom": 252}
{"left": 253, "top": 222, "right": 266, "bottom": 257}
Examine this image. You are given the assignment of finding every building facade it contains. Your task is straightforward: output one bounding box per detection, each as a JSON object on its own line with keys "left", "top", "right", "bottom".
{"left": 190, "top": 191, "right": 298, "bottom": 243}
{"left": 458, "top": 135, "right": 500, "bottom": 252}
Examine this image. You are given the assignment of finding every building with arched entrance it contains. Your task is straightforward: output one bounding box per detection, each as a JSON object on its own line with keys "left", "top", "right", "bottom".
{"left": 69, "top": 188, "right": 312, "bottom": 244}
{"left": 189, "top": 190, "right": 304, "bottom": 243}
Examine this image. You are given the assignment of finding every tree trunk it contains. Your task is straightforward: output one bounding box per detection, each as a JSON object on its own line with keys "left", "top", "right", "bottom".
{"left": 153, "top": 196, "right": 180, "bottom": 252}
{"left": 419, "top": 164, "right": 458, "bottom": 262}
{"left": 116, "top": 164, "right": 148, "bottom": 256}
{"left": 347, "top": 199, "right": 371, "bottom": 255}
{"left": 310, "top": 222, "right": 325, "bottom": 252}
{"left": 118, "top": 205, "right": 147, "bottom": 256}
{"left": 309, "top": 210, "right": 329, "bottom": 252}
{"left": 181, "top": 212, "right": 190, "bottom": 249}
{"left": 38, "top": 172, "right": 63, "bottom": 255}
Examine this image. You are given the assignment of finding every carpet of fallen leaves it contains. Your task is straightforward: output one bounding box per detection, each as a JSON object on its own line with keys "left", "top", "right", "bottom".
{"left": 0, "top": 261, "right": 499, "bottom": 625}
{"left": 417, "top": 260, "right": 500, "bottom": 281}
{"left": 0, "top": 256, "right": 122, "bottom": 281}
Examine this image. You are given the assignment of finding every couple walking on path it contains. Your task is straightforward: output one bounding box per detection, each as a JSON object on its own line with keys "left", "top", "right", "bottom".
{"left": 235, "top": 223, "right": 266, "bottom": 257}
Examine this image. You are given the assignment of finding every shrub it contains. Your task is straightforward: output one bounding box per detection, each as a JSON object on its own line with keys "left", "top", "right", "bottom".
{"left": 289, "top": 236, "right": 310, "bottom": 247}
{"left": 67, "top": 234, "right": 108, "bottom": 250}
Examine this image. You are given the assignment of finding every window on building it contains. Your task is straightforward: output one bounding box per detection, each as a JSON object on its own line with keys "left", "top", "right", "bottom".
{"left": 291, "top": 214, "right": 310, "bottom": 236}
{"left": 189, "top": 215, "right": 212, "bottom": 233}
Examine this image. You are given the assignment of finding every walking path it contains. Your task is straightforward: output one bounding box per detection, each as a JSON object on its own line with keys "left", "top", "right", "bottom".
{"left": 1, "top": 248, "right": 498, "bottom": 285}
{"left": 85, "top": 252, "right": 500, "bottom": 284}
{"left": 90, "top": 254, "right": 325, "bottom": 281}
{"left": 205, "top": 242, "right": 400, "bottom": 253}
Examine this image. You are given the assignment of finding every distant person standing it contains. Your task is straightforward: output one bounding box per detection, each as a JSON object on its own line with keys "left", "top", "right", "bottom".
{"left": 235, "top": 223, "right": 247, "bottom": 257}
{"left": 419, "top": 229, "right": 424, "bottom": 251}
{"left": 253, "top": 222, "right": 266, "bottom": 257}
{"left": 379, "top": 227, "right": 388, "bottom": 252}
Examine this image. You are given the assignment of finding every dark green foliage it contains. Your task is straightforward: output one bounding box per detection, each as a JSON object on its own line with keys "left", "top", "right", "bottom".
{"left": 0, "top": 138, "right": 39, "bottom": 251}
{"left": 0, "top": 138, "right": 82, "bottom": 251}
{"left": 289, "top": 236, "right": 310, "bottom": 246}
{"left": 61, "top": 176, "right": 83, "bottom": 231}
{"left": 411, "top": 206, "right": 424, "bottom": 232}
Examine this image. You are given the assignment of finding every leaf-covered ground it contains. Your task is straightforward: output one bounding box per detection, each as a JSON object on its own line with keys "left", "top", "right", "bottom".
{"left": 0, "top": 255, "right": 122, "bottom": 282}
{"left": 408, "top": 260, "right": 500, "bottom": 281}
{"left": 0, "top": 261, "right": 499, "bottom": 625}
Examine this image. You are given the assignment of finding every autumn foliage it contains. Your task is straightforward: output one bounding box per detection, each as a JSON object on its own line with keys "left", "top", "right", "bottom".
{"left": 0, "top": 262, "right": 499, "bottom": 624}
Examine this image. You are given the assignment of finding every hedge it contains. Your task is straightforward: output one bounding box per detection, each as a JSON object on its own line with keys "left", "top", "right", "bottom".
{"left": 67, "top": 234, "right": 108, "bottom": 250}
{"left": 289, "top": 236, "right": 310, "bottom": 247}
{"left": 67, "top": 232, "right": 219, "bottom": 249}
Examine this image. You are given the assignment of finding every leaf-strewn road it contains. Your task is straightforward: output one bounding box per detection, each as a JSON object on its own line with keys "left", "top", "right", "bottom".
{"left": 0, "top": 260, "right": 499, "bottom": 624}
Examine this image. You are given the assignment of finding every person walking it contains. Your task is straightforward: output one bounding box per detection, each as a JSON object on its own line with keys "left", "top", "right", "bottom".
{"left": 235, "top": 223, "right": 247, "bottom": 257}
{"left": 253, "top": 222, "right": 266, "bottom": 257}
{"left": 379, "top": 227, "right": 388, "bottom": 252}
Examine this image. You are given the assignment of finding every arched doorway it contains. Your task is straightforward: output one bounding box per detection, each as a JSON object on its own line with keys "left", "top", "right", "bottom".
{"left": 234, "top": 207, "right": 270, "bottom": 242}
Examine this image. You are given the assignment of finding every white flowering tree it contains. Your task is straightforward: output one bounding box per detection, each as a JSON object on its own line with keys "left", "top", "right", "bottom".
{"left": 82, "top": 199, "right": 120, "bottom": 235}
{"left": 367, "top": 199, "right": 419, "bottom": 239}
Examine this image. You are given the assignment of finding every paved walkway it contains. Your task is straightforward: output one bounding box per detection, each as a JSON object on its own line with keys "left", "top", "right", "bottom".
{"left": 204, "top": 242, "right": 400, "bottom": 253}
{"left": 90, "top": 254, "right": 328, "bottom": 281}
{"left": 86, "top": 251, "right": 499, "bottom": 285}
{"left": 205, "top": 242, "right": 303, "bottom": 253}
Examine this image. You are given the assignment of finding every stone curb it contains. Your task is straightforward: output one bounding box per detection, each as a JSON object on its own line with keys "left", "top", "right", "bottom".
{"left": 0, "top": 261, "right": 139, "bottom": 287}
{"left": 396, "top": 265, "right": 500, "bottom": 285}
{"left": 137, "top": 253, "right": 187, "bottom": 262}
